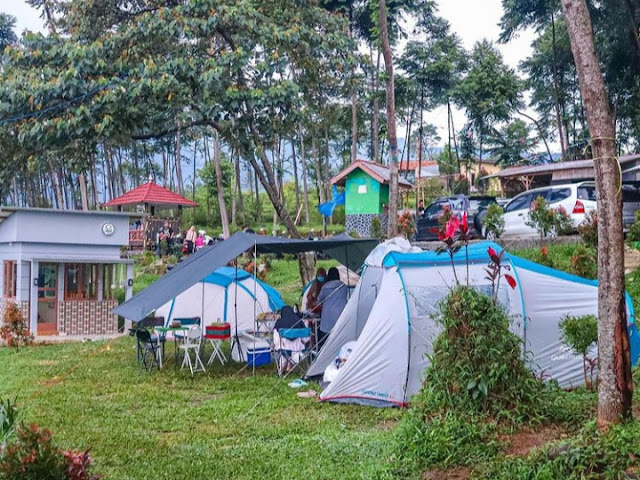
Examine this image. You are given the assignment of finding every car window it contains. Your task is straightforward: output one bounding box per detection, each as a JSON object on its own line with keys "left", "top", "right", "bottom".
{"left": 424, "top": 202, "right": 445, "bottom": 217}
{"left": 622, "top": 186, "right": 640, "bottom": 202}
{"left": 469, "top": 198, "right": 496, "bottom": 210}
{"left": 547, "top": 188, "right": 571, "bottom": 203}
{"left": 578, "top": 185, "right": 597, "bottom": 201}
{"left": 504, "top": 194, "right": 532, "bottom": 213}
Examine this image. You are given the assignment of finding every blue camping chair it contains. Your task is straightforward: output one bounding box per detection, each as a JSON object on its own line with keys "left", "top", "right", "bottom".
{"left": 274, "top": 327, "right": 311, "bottom": 376}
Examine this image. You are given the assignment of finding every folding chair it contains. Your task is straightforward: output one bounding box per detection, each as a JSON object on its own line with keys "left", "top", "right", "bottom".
{"left": 274, "top": 327, "right": 311, "bottom": 376}
{"left": 173, "top": 317, "right": 201, "bottom": 342}
{"left": 205, "top": 323, "right": 230, "bottom": 366}
{"left": 131, "top": 316, "right": 166, "bottom": 365}
{"left": 136, "top": 329, "right": 160, "bottom": 374}
{"left": 180, "top": 326, "right": 206, "bottom": 374}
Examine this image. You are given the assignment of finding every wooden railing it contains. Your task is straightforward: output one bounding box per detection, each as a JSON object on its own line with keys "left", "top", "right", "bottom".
{"left": 129, "top": 230, "right": 145, "bottom": 247}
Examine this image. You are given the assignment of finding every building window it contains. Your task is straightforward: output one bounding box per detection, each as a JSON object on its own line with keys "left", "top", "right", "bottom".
{"left": 65, "top": 264, "right": 98, "bottom": 300}
{"left": 3, "top": 261, "right": 17, "bottom": 298}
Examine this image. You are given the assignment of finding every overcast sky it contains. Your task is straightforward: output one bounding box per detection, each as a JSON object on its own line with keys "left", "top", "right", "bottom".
{"left": 8, "top": 0, "right": 549, "bottom": 153}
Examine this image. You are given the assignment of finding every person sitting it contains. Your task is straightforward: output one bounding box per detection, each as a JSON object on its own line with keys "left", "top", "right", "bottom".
{"left": 273, "top": 306, "right": 307, "bottom": 373}
{"left": 304, "top": 268, "right": 326, "bottom": 314}
{"left": 317, "top": 267, "right": 348, "bottom": 347}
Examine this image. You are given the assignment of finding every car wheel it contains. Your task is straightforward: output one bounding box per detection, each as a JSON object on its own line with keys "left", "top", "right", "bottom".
{"left": 483, "top": 228, "right": 496, "bottom": 241}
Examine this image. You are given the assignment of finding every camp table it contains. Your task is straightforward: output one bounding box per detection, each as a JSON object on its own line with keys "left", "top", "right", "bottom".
{"left": 154, "top": 326, "right": 190, "bottom": 367}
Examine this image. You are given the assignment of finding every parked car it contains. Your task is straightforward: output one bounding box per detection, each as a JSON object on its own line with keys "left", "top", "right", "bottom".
{"left": 415, "top": 195, "right": 497, "bottom": 241}
{"left": 486, "top": 182, "right": 597, "bottom": 239}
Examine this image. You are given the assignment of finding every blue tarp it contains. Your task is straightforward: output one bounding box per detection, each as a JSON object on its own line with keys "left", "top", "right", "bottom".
{"left": 318, "top": 185, "right": 346, "bottom": 217}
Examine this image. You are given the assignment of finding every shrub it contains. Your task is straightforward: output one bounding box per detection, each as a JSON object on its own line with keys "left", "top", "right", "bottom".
{"left": 532, "top": 245, "right": 554, "bottom": 268}
{"left": 397, "top": 210, "right": 415, "bottom": 239}
{"left": 571, "top": 244, "right": 597, "bottom": 279}
{"left": 526, "top": 196, "right": 573, "bottom": 243}
{"left": 627, "top": 210, "right": 640, "bottom": 247}
{"left": 0, "top": 303, "right": 33, "bottom": 351}
{"left": 559, "top": 314, "right": 598, "bottom": 389}
{"left": 577, "top": 210, "right": 597, "bottom": 248}
{"left": 453, "top": 177, "right": 470, "bottom": 195}
{"left": 483, "top": 203, "right": 505, "bottom": 239}
{"left": 0, "top": 424, "right": 63, "bottom": 480}
{"left": 370, "top": 216, "right": 384, "bottom": 240}
{"left": 0, "top": 398, "right": 18, "bottom": 448}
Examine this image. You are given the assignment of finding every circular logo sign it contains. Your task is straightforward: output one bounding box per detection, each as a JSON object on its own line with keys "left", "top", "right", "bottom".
{"left": 102, "top": 222, "right": 115, "bottom": 236}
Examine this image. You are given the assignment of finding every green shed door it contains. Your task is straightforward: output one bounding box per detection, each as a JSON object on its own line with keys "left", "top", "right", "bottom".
{"left": 345, "top": 169, "right": 383, "bottom": 215}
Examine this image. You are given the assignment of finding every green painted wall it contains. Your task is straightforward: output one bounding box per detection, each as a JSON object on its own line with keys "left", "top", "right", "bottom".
{"left": 379, "top": 184, "right": 389, "bottom": 211}
{"left": 344, "top": 169, "right": 383, "bottom": 214}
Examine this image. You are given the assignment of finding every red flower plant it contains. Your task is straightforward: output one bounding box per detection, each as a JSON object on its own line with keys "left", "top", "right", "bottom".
{"left": 485, "top": 246, "right": 517, "bottom": 304}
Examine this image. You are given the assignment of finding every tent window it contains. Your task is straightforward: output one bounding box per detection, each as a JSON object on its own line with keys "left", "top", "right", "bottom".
{"left": 3, "top": 261, "right": 17, "bottom": 298}
{"left": 65, "top": 264, "right": 98, "bottom": 300}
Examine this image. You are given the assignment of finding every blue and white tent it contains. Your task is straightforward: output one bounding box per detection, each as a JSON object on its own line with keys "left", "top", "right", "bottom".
{"left": 155, "top": 267, "right": 284, "bottom": 332}
{"left": 310, "top": 241, "right": 640, "bottom": 407}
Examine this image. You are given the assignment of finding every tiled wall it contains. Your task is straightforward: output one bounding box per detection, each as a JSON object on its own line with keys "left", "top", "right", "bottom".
{"left": 58, "top": 300, "right": 119, "bottom": 336}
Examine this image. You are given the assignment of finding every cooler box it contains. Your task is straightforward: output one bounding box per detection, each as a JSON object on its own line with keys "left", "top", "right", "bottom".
{"left": 206, "top": 323, "right": 231, "bottom": 339}
{"left": 247, "top": 347, "right": 271, "bottom": 367}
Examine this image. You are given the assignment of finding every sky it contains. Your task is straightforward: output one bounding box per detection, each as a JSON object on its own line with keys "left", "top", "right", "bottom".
{"left": 7, "top": 0, "right": 547, "bottom": 154}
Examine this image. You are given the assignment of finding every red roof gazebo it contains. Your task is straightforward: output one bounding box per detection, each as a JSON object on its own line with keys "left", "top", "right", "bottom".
{"left": 104, "top": 181, "right": 198, "bottom": 250}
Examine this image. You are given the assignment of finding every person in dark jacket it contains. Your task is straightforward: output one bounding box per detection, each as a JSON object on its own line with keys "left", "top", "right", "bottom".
{"left": 317, "top": 267, "right": 348, "bottom": 347}
{"left": 274, "top": 306, "right": 305, "bottom": 331}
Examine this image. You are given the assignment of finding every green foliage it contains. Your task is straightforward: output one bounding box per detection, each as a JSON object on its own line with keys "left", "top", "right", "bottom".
{"left": 487, "top": 119, "right": 538, "bottom": 167}
{"left": 0, "top": 12, "right": 17, "bottom": 51}
{"left": 0, "top": 398, "right": 18, "bottom": 447}
{"left": 0, "top": 303, "right": 33, "bottom": 351}
{"left": 453, "top": 176, "right": 470, "bottom": 194}
{"left": 0, "top": 424, "right": 64, "bottom": 480}
{"left": 370, "top": 216, "right": 384, "bottom": 240}
{"left": 570, "top": 244, "right": 597, "bottom": 279}
{"left": 577, "top": 210, "right": 598, "bottom": 249}
{"left": 526, "top": 196, "right": 573, "bottom": 243}
{"left": 392, "top": 286, "right": 589, "bottom": 475}
{"left": 532, "top": 245, "right": 554, "bottom": 268}
{"left": 627, "top": 210, "right": 640, "bottom": 246}
{"left": 397, "top": 210, "right": 415, "bottom": 239}
{"left": 559, "top": 314, "right": 598, "bottom": 358}
{"left": 478, "top": 421, "right": 640, "bottom": 480}
{"left": 483, "top": 203, "right": 505, "bottom": 239}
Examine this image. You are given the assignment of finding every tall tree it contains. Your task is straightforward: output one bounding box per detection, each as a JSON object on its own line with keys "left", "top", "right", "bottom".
{"left": 378, "top": 0, "right": 398, "bottom": 238}
{"left": 0, "top": 12, "right": 17, "bottom": 51}
{"left": 561, "top": 0, "right": 632, "bottom": 427}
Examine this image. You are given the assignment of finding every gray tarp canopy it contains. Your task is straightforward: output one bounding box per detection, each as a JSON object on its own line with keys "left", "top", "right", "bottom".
{"left": 113, "top": 232, "right": 378, "bottom": 322}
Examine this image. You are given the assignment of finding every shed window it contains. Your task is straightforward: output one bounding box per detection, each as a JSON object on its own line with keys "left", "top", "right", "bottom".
{"left": 65, "top": 264, "right": 98, "bottom": 300}
{"left": 3, "top": 261, "right": 17, "bottom": 298}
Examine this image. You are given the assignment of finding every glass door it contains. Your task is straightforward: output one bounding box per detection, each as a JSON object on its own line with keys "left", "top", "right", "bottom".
{"left": 37, "top": 263, "right": 58, "bottom": 335}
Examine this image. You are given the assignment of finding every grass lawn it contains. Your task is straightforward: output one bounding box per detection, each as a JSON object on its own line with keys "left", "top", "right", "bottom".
{"left": 0, "top": 338, "right": 401, "bottom": 480}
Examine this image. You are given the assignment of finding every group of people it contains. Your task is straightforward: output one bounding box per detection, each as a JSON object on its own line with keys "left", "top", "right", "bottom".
{"left": 155, "top": 221, "right": 217, "bottom": 257}
{"left": 182, "top": 226, "right": 211, "bottom": 255}
{"left": 305, "top": 266, "right": 348, "bottom": 346}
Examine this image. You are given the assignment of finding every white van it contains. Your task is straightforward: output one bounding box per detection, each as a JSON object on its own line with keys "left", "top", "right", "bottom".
{"left": 490, "top": 182, "right": 597, "bottom": 239}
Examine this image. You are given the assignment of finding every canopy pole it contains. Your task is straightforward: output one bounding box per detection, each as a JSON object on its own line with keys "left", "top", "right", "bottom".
{"left": 345, "top": 245, "right": 350, "bottom": 299}
{"left": 201, "top": 279, "right": 205, "bottom": 342}
{"left": 230, "top": 260, "right": 243, "bottom": 362}
{"left": 253, "top": 241, "right": 257, "bottom": 376}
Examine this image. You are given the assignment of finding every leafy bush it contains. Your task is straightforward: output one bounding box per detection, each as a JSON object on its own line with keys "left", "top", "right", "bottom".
{"left": 627, "top": 210, "right": 640, "bottom": 246}
{"left": 483, "top": 203, "right": 505, "bottom": 239}
{"left": 532, "top": 245, "right": 554, "bottom": 268}
{"left": 0, "top": 303, "right": 33, "bottom": 351}
{"left": 453, "top": 177, "right": 470, "bottom": 195}
{"left": 0, "top": 424, "right": 63, "bottom": 480}
{"left": 398, "top": 210, "right": 415, "bottom": 239}
{"left": 0, "top": 398, "right": 18, "bottom": 448}
{"left": 478, "top": 421, "right": 640, "bottom": 480}
{"left": 571, "top": 244, "right": 597, "bottom": 279}
{"left": 526, "top": 196, "right": 574, "bottom": 243}
{"left": 559, "top": 314, "right": 598, "bottom": 389}
{"left": 370, "top": 216, "right": 384, "bottom": 240}
{"left": 577, "top": 210, "right": 597, "bottom": 248}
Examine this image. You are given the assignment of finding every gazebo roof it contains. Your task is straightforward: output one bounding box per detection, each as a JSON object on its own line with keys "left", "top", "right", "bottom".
{"left": 103, "top": 181, "right": 199, "bottom": 208}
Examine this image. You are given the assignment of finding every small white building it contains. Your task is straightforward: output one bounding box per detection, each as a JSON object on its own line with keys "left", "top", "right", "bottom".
{"left": 0, "top": 208, "right": 134, "bottom": 337}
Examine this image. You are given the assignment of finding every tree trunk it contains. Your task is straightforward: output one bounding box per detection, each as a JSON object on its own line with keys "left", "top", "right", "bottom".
{"left": 312, "top": 136, "right": 326, "bottom": 204}
{"left": 372, "top": 49, "right": 381, "bottom": 163}
{"left": 233, "top": 151, "right": 243, "bottom": 226}
{"left": 78, "top": 171, "right": 89, "bottom": 211}
{"left": 551, "top": 11, "right": 569, "bottom": 159}
{"left": 291, "top": 138, "right": 301, "bottom": 216}
{"left": 49, "top": 160, "right": 64, "bottom": 209}
{"left": 299, "top": 127, "right": 310, "bottom": 224}
{"left": 351, "top": 91, "right": 358, "bottom": 163}
{"left": 175, "top": 130, "right": 184, "bottom": 195}
{"left": 562, "top": 0, "right": 633, "bottom": 427}
{"left": 213, "top": 132, "right": 231, "bottom": 239}
{"left": 379, "top": 0, "right": 398, "bottom": 238}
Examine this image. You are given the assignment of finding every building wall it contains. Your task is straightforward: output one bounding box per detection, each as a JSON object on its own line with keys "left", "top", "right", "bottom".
{"left": 58, "top": 300, "right": 119, "bottom": 336}
{"left": 345, "top": 214, "right": 388, "bottom": 238}
{"left": 379, "top": 184, "right": 390, "bottom": 211}
{"left": 345, "top": 170, "right": 382, "bottom": 215}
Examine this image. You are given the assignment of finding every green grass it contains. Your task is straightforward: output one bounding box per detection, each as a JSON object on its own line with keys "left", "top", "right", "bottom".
{"left": 0, "top": 339, "right": 401, "bottom": 480}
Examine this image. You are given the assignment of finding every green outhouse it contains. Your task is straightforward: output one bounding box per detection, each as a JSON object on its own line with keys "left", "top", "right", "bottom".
{"left": 331, "top": 160, "right": 412, "bottom": 237}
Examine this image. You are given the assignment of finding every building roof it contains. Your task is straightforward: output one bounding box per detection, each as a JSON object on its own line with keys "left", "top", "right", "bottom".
{"left": 483, "top": 154, "right": 640, "bottom": 180}
{"left": 0, "top": 207, "right": 138, "bottom": 217}
{"left": 331, "top": 160, "right": 413, "bottom": 188}
{"left": 397, "top": 160, "right": 438, "bottom": 171}
{"left": 103, "top": 181, "right": 199, "bottom": 208}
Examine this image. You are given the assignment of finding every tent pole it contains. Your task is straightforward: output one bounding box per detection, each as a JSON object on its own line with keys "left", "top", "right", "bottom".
{"left": 253, "top": 241, "right": 257, "bottom": 376}
{"left": 230, "top": 260, "right": 243, "bottom": 362}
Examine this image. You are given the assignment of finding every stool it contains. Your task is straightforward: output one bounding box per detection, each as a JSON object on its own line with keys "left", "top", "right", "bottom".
{"left": 205, "top": 323, "right": 231, "bottom": 366}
